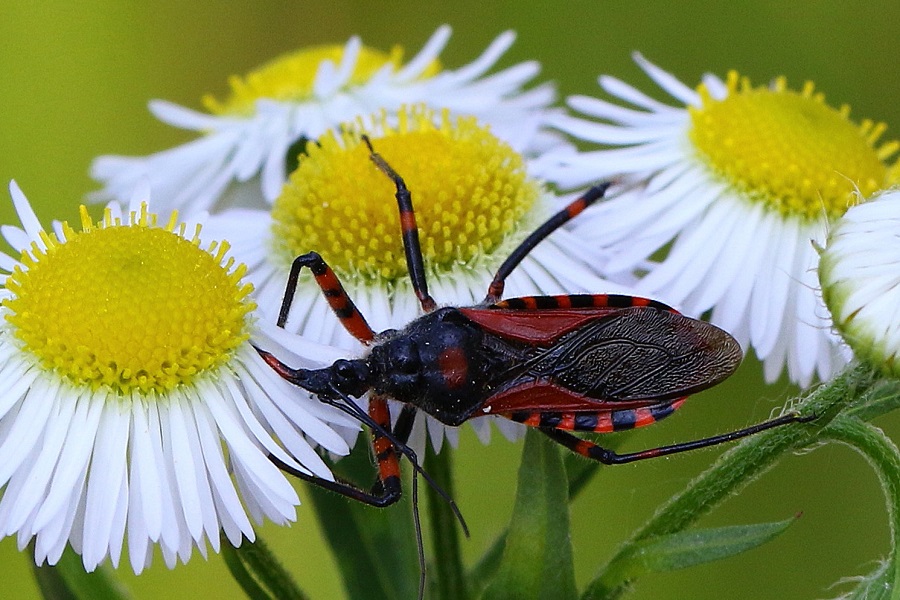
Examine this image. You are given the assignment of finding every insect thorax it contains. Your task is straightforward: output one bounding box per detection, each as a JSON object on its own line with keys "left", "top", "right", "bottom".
{"left": 366, "top": 308, "right": 520, "bottom": 426}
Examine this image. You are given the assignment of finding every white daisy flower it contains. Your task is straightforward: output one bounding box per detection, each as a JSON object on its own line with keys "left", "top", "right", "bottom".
{"left": 203, "top": 105, "right": 631, "bottom": 452}
{"left": 819, "top": 188, "right": 900, "bottom": 375}
{"left": 537, "top": 54, "right": 900, "bottom": 386}
{"left": 0, "top": 182, "right": 356, "bottom": 574}
{"left": 90, "top": 25, "right": 563, "bottom": 215}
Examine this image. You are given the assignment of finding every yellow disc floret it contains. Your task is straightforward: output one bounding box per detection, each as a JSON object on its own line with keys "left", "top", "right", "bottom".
{"left": 689, "top": 72, "right": 899, "bottom": 220}
{"left": 271, "top": 106, "right": 542, "bottom": 284}
{"left": 203, "top": 43, "right": 438, "bottom": 115}
{"left": 3, "top": 205, "right": 254, "bottom": 394}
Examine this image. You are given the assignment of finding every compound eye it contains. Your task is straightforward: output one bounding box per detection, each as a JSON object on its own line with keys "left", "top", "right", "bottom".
{"left": 334, "top": 359, "right": 357, "bottom": 381}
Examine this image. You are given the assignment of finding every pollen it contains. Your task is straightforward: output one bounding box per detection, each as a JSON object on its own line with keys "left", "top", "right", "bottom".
{"left": 203, "top": 43, "right": 438, "bottom": 115}
{"left": 3, "top": 205, "right": 254, "bottom": 394}
{"left": 271, "top": 106, "right": 542, "bottom": 284}
{"left": 689, "top": 72, "right": 899, "bottom": 220}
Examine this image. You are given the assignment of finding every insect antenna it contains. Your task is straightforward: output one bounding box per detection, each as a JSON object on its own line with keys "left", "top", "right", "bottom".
{"left": 322, "top": 386, "right": 470, "bottom": 600}
{"left": 321, "top": 385, "right": 470, "bottom": 535}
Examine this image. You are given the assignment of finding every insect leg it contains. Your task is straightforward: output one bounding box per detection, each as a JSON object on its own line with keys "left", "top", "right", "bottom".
{"left": 325, "top": 392, "right": 467, "bottom": 600}
{"left": 539, "top": 412, "right": 814, "bottom": 464}
{"left": 392, "top": 404, "right": 419, "bottom": 446}
{"left": 326, "top": 393, "right": 468, "bottom": 535}
{"left": 485, "top": 182, "right": 612, "bottom": 303}
{"left": 278, "top": 251, "right": 375, "bottom": 344}
{"left": 367, "top": 394, "right": 404, "bottom": 503}
{"left": 269, "top": 454, "right": 401, "bottom": 506}
{"left": 363, "top": 135, "right": 437, "bottom": 312}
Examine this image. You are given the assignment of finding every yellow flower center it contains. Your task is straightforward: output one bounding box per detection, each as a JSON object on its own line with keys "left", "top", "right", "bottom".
{"left": 689, "top": 72, "right": 899, "bottom": 220}
{"left": 203, "top": 43, "right": 438, "bottom": 115}
{"left": 3, "top": 205, "right": 254, "bottom": 394}
{"left": 271, "top": 107, "right": 542, "bottom": 284}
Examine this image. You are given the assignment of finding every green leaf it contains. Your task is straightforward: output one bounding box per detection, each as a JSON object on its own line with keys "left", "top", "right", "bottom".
{"left": 306, "top": 437, "right": 420, "bottom": 600}
{"left": 467, "top": 530, "right": 507, "bottom": 599}
{"left": 32, "top": 547, "right": 130, "bottom": 600}
{"left": 480, "top": 429, "right": 576, "bottom": 600}
{"left": 564, "top": 447, "right": 601, "bottom": 500}
{"left": 599, "top": 517, "right": 797, "bottom": 585}
{"left": 424, "top": 443, "right": 467, "bottom": 600}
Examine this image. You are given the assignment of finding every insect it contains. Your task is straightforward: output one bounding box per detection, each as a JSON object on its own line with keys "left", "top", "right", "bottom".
{"left": 256, "top": 137, "right": 811, "bottom": 595}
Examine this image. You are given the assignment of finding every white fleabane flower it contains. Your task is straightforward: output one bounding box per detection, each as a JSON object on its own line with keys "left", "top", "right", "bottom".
{"left": 203, "top": 106, "right": 632, "bottom": 452}
{"left": 91, "top": 25, "right": 563, "bottom": 215}
{"left": 819, "top": 188, "right": 900, "bottom": 374}
{"left": 0, "top": 182, "right": 356, "bottom": 573}
{"left": 537, "top": 54, "right": 899, "bottom": 386}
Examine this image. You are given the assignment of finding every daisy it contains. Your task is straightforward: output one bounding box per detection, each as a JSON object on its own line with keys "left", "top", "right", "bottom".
{"left": 0, "top": 181, "right": 356, "bottom": 574}
{"left": 203, "top": 105, "right": 630, "bottom": 451}
{"left": 537, "top": 54, "right": 900, "bottom": 386}
{"left": 819, "top": 188, "right": 900, "bottom": 376}
{"left": 90, "top": 25, "right": 563, "bottom": 215}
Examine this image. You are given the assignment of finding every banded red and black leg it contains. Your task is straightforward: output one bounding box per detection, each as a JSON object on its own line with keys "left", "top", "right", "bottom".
{"left": 255, "top": 369, "right": 408, "bottom": 510}
{"left": 535, "top": 409, "right": 813, "bottom": 465}
{"left": 268, "top": 391, "right": 404, "bottom": 501}
{"left": 256, "top": 250, "right": 412, "bottom": 506}
{"left": 485, "top": 182, "right": 612, "bottom": 303}
{"left": 363, "top": 135, "right": 437, "bottom": 313}
{"left": 277, "top": 251, "right": 375, "bottom": 344}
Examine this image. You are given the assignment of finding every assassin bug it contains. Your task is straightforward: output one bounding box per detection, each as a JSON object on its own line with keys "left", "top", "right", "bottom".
{"left": 256, "top": 136, "right": 811, "bottom": 594}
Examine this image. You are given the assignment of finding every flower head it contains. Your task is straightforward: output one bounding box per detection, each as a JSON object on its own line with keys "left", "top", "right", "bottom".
{"left": 204, "top": 105, "right": 624, "bottom": 450}
{"left": 91, "top": 26, "right": 563, "bottom": 215}
{"left": 0, "top": 182, "right": 354, "bottom": 573}
{"left": 538, "top": 54, "right": 898, "bottom": 386}
{"left": 819, "top": 188, "right": 900, "bottom": 375}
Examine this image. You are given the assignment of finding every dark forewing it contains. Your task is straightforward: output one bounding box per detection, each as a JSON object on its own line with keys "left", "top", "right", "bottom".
{"left": 459, "top": 294, "right": 676, "bottom": 344}
{"left": 516, "top": 306, "right": 743, "bottom": 403}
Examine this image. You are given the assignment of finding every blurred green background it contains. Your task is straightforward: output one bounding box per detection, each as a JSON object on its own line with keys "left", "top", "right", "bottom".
{"left": 2, "top": 1, "right": 900, "bottom": 598}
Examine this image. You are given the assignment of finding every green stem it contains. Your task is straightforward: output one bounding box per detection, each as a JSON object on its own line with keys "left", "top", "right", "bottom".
{"left": 222, "top": 541, "right": 274, "bottom": 600}
{"left": 425, "top": 442, "right": 468, "bottom": 600}
{"left": 583, "top": 363, "right": 875, "bottom": 599}
{"left": 227, "top": 536, "right": 308, "bottom": 600}
{"left": 822, "top": 416, "right": 900, "bottom": 592}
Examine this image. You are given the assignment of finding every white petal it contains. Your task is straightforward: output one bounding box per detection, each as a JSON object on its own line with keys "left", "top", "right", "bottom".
{"left": 82, "top": 400, "right": 130, "bottom": 570}
{"left": 149, "top": 99, "right": 226, "bottom": 130}
{"left": 162, "top": 396, "right": 206, "bottom": 543}
{"left": 7, "top": 181, "right": 43, "bottom": 241}
{"left": 396, "top": 25, "right": 452, "bottom": 82}
{"left": 0, "top": 378, "right": 60, "bottom": 487}
{"left": 632, "top": 52, "right": 700, "bottom": 106}
{"left": 192, "top": 400, "right": 254, "bottom": 545}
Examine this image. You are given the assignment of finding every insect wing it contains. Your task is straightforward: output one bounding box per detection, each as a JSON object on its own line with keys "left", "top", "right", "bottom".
{"left": 459, "top": 294, "right": 676, "bottom": 344}
{"left": 477, "top": 306, "right": 743, "bottom": 414}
